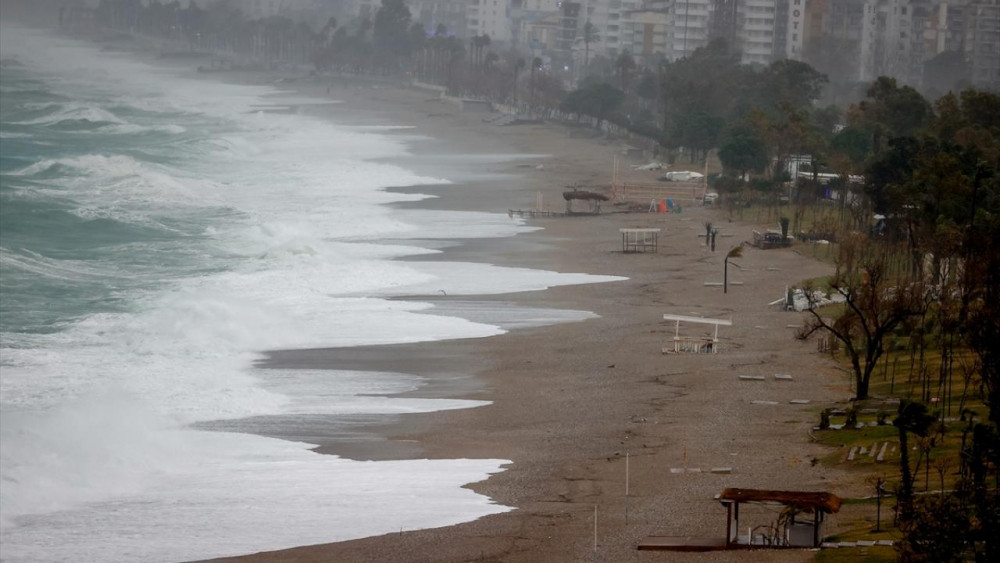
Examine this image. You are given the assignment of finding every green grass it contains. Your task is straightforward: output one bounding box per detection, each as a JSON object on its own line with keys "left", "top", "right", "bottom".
{"left": 807, "top": 343, "right": 989, "bottom": 561}
{"left": 814, "top": 546, "right": 896, "bottom": 562}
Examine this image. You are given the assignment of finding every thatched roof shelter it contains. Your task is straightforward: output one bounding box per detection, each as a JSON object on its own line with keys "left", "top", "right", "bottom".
{"left": 562, "top": 190, "right": 609, "bottom": 202}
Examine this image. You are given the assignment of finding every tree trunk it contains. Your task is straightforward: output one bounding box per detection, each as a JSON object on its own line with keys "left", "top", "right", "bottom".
{"left": 897, "top": 424, "right": 913, "bottom": 519}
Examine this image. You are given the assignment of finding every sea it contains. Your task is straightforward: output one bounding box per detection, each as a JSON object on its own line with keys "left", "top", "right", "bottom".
{"left": 0, "top": 26, "right": 621, "bottom": 562}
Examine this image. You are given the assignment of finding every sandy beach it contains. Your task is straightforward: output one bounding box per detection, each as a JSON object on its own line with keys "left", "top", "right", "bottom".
{"left": 173, "top": 73, "right": 861, "bottom": 562}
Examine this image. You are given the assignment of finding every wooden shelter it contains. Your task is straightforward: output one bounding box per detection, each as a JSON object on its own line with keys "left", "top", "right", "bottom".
{"left": 719, "top": 488, "right": 843, "bottom": 548}
{"left": 638, "top": 488, "right": 842, "bottom": 552}
{"left": 563, "top": 189, "right": 609, "bottom": 214}
{"left": 662, "top": 313, "right": 732, "bottom": 354}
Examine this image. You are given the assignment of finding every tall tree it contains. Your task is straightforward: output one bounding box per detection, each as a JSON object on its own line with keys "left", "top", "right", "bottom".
{"left": 718, "top": 120, "right": 769, "bottom": 179}
{"left": 529, "top": 56, "right": 543, "bottom": 109}
{"left": 615, "top": 50, "right": 635, "bottom": 93}
{"left": 561, "top": 82, "right": 624, "bottom": 130}
{"left": 372, "top": 0, "right": 411, "bottom": 69}
{"left": 851, "top": 76, "right": 933, "bottom": 152}
{"left": 580, "top": 20, "right": 599, "bottom": 74}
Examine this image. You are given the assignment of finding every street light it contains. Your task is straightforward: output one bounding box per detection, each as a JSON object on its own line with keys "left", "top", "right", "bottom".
{"left": 724, "top": 244, "right": 743, "bottom": 294}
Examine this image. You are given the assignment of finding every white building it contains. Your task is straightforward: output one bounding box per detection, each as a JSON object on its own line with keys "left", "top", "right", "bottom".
{"left": 968, "top": 1, "right": 1000, "bottom": 90}
{"left": 670, "top": 0, "right": 713, "bottom": 58}
{"left": 585, "top": 0, "right": 642, "bottom": 56}
{"left": 785, "top": 0, "right": 806, "bottom": 59}
{"left": 468, "top": 0, "right": 512, "bottom": 42}
{"left": 738, "top": 0, "right": 779, "bottom": 64}
{"left": 410, "top": 0, "right": 469, "bottom": 36}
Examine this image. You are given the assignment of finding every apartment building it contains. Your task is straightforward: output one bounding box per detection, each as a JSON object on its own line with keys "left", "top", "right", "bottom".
{"left": 409, "top": 0, "right": 468, "bottom": 35}
{"left": 468, "top": 0, "right": 512, "bottom": 41}
{"left": 619, "top": 7, "right": 672, "bottom": 62}
{"left": 968, "top": 1, "right": 1000, "bottom": 89}
{"left": 670, "top": 0, "right": 713, "bottom": 58}
{"left": 738, "top": 0, "right": 779, "bottom": 64}
{"left": 513, "top": 0, "right": 562, "bottom": 52}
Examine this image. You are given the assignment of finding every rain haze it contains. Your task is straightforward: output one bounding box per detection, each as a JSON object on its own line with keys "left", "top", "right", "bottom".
{"left": 1, "top": 0, "right": 998, "bottom": 562}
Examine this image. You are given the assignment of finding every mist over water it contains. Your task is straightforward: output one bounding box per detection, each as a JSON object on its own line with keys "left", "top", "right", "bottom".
{"left": 0, "top": 26, "right": 619, "bottom": 562}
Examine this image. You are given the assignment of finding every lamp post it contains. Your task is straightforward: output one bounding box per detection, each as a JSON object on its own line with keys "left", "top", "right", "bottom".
{"left": 724, "top": 245, "right": 743, "bottom": 293}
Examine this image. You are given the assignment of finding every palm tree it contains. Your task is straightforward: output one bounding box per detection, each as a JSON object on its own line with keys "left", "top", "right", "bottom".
{"left": 724, "top": 245, "right": 743, "bottom": 293}
{"left": 512, "top": 57, "right": 526, "bottom": 105}
{"left": 615, "top": 50, "right": 636, "bottom": 92}
{"left": 581, "top": 21, "right": 599, "bottom": 74}
{"left": 894, "top": 400, "right": 936, "bottom": 520}
{"left": 479, "top": 34, "right": 491, "bottom": 70}
{"left": 321, "top": 16, "right": 337, "bottom": 46}
{"left": 469, "top": 35, "right": 482, "bottom": 69}
{"left": 529, "top": 56, "right": 543, "bottom": 110}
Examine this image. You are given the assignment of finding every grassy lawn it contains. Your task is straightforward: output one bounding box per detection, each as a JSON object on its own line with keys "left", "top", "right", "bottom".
{"left": 806, "top": 344, "right": 988, "bottom": 560}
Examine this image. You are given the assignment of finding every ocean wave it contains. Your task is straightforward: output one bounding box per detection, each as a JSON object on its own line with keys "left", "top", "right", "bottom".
{"left": 103, "top": 123, "right": 186, "bottom": 135}
{"left": 0, "top": 247, "right": 123, "bottom": 283}
{"left": 14, "top": 102, "right": 124, "bottom": 127}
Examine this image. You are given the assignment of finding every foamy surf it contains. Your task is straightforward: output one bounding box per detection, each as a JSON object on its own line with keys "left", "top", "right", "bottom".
{"left": 0, "top": 25, "right": 618, "bottom": 561}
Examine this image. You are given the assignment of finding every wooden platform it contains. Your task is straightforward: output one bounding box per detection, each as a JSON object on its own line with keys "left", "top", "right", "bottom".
{"left": 507, "top": 209, "right": 563, "bottom": 218}
{"left": 637, "top": 536, "right": 728, "bottom": 552}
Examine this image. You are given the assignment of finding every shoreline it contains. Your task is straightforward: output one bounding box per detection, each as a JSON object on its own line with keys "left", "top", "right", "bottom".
{"left": 6, "top": 24, "right": 857, "bottom": 560}
{"left": 197, "top": 77, "right": 856, "bottom": 561}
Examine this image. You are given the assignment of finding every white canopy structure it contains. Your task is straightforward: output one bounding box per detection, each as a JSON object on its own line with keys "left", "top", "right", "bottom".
{"left": 662, "top": 314, "right": 733, "bottom": 354}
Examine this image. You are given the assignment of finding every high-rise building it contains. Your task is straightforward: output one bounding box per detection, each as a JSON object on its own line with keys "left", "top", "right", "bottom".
{"left": 738, "top": 0, "right": 780, "bottom": 64}
{"left": 619, "top": 6, "right": 673, "bottom": 63}
{"left": 409, "top": 0, "right": 469, "bottom": 36}
{"left": 968, "top": 1, "right": 1000, "bottom": 89}
{"left": 468, "top": 0, "right": 512, "bottom": 41}
{"left": 785, "top": 0, "right": 807, "bottom": 59}
{"left": 670, "top": 0, "right": 713, "bottom": 58}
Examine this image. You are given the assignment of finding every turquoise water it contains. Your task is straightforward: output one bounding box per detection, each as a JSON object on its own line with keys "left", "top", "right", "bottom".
{"left": 1, "top": 61, "right": 236, "bottom": 336}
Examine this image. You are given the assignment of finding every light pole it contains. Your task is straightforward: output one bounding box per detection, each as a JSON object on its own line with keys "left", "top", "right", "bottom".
{"left": 724, "top": 244, "right": 743, "bottom": 294}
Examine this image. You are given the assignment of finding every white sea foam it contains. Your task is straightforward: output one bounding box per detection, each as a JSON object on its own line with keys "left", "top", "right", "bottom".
{"left": 13, "top": 101, "right": 125, "bottom": 126}
{"left": 2, "top": 436, "right": 510, "bottom": 563}
{"left": 0, "top": 25, "right": 616, "bottom": 561}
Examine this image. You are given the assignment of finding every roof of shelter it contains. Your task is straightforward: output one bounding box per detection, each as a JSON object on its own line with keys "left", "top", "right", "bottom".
{"left": 662, "top": 314, "right": 732, "bottom": 326}
{"left": 718, "top": 488, "right": 843, "bottom": 514}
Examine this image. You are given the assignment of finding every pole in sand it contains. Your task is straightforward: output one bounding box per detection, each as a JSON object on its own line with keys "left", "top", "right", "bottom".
{"left": 625, "top": 451, "right": 630, "bottom": 525}
{"left": 593, "top": 504, "right": 598, "bottom": 563}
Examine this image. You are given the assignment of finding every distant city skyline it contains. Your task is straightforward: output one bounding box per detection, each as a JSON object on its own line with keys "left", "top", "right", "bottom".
{"left": 59, "top": 0, "right": 1000, "bottom": 91}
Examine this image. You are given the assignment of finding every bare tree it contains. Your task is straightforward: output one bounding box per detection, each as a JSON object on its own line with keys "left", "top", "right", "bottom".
{"left": 798, "top": 235, "right": 929, "bottom": 400}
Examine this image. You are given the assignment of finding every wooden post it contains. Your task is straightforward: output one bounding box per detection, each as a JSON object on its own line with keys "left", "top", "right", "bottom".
{"left": 734, "top": 502, "right": 740, "bottom": 545}
{"left": 724, "top": 256, "right": 729, "bottom": 294}
{"left": 625, "top": 451, "right": 629, "bottom": 525}
{"left": 593, "top": 504, "right": 598, "bottom": 562}
{"left": 726, "top": 503, "right": 733, "bottom": 546}
{"left": 813, "top": 510, "right": 820, "bottom": 547}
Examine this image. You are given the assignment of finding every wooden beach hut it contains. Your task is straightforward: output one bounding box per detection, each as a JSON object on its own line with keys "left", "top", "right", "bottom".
{"left": 638, "top": 488, "right": 842, "bottom": 551}
{"left": 719, "top": 488, "right": 843, "bottom": 548}
{"left": 563, "top": 189, "right": 609, "bottom": 214}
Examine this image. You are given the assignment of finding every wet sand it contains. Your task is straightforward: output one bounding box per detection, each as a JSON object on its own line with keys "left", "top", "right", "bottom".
{"left": 197, "top": 76, "right": 857, "bottom": 562}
